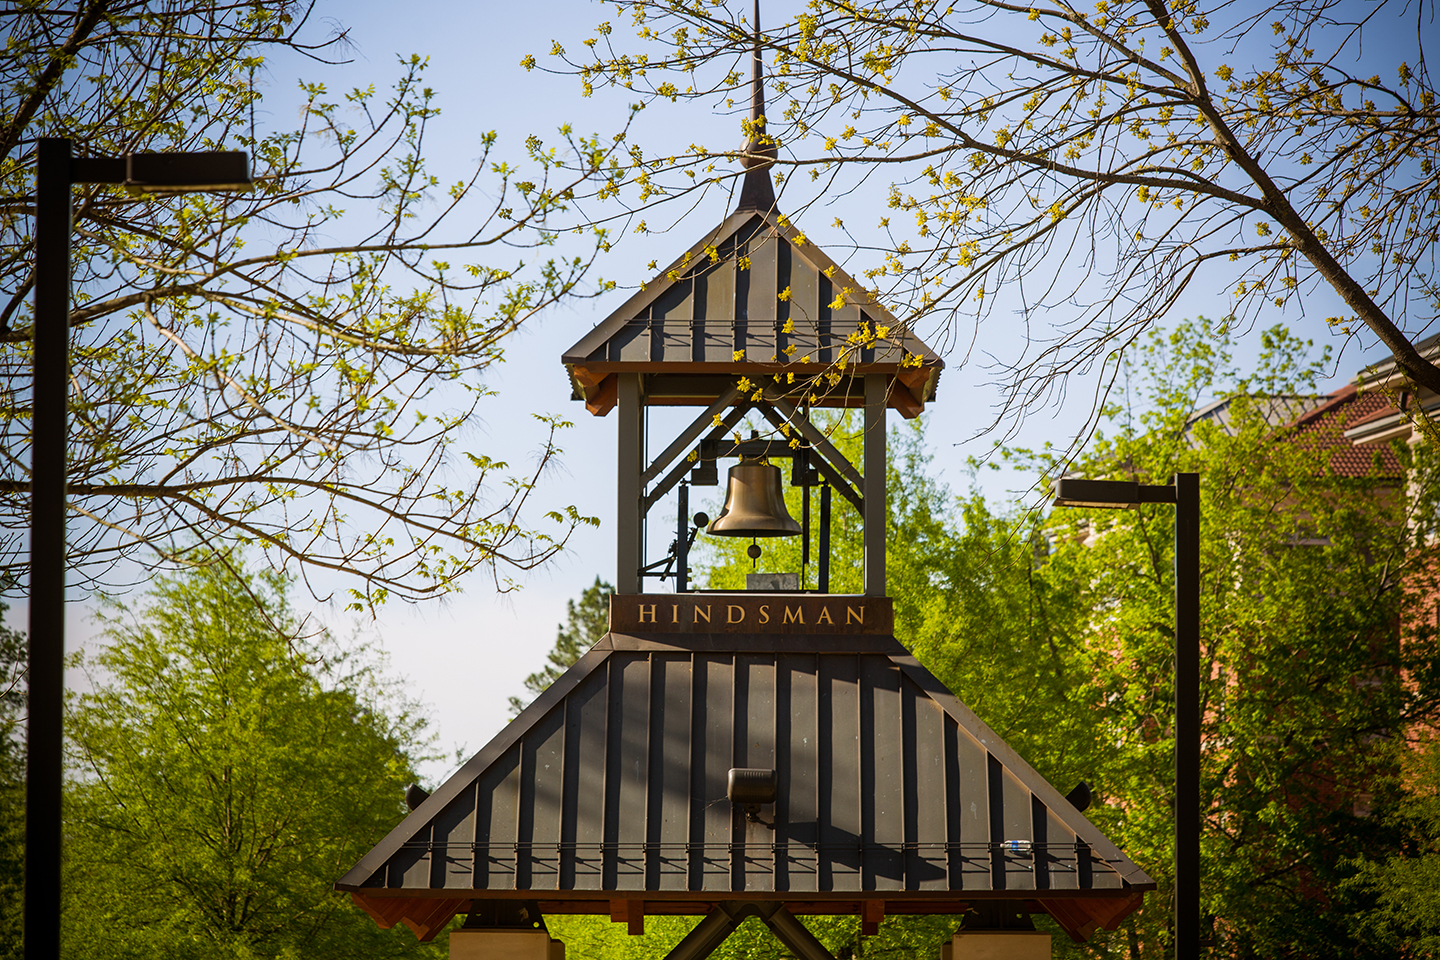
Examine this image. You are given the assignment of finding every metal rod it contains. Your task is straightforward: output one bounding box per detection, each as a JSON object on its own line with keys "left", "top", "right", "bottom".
{"left": 677, "top": 483, "right": 689, "bottom": 592}
{"left": 801, "top": 476, "right": 810, "bottom": 588}
{"left": 819, "top": 483, "right": 831, "bottom": 594}
{"left": 28, "top": 136, "right": 71, "bottom": 960}
{"left": 1174, "top": 472, "right": 1200, "bottom": 960}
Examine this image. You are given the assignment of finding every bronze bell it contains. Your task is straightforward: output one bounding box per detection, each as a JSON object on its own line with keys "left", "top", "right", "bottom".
{"left": 707, "top": 458, "right": 802, "bottom": 537}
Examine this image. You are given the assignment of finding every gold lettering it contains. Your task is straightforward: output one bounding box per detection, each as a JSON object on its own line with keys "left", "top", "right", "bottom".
{"left": 759, "top": 604, "right": 770, "bottom": 624}
{"left": 638, "top": 604, "right": 657, "bottom": 624}
{"left": 694, "top": 605, "right": 712, "bottom": 624}
{"left": 727, "top": 604, "right": 745, "bottom": 624}
{"left": 671, "top": 605, "right": 680, "bottom": 623}
{"left": 816, "top": 606, "right": 833, "bottom": 624}
{"left": 783, "top": 606, "right": 804, "bottom": 624}
{"left": 847, "top": 605, "right": 864, "bottom": 625}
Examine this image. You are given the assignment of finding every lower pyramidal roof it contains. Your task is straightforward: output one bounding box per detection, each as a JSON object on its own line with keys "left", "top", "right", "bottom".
{"left": 338, "top": 595, "right": 1154, "bottom": 943}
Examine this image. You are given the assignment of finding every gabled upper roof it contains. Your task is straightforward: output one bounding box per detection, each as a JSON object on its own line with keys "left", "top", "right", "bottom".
{"left": 339, "top": 618, "right": 1153, "bottom": 943}
{"left": 562, "top": 210, "right": 943, "bottom": 419}
{"left": 1288, "top": 383, "right": 1405, "bottom": 477}
{"left": 561, "top": 0, "right": 942, "bottom": 421}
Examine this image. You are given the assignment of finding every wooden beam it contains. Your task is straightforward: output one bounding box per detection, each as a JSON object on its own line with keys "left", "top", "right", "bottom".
{"left": 642, "top": 403, "right": 751, "bottom": 512}
{"left": 889, "top": 381, "right": 924, "bottom": 420}
{"left": 862, "top": 899, "right": 885, "bottom": 936}
{"left": 617, "top": 374, "right": 643, "bottom": 594}
{"left": 863, "top": 375, "right": 887, "bottom": 597}
{"left": 585, "top": 374, "right": 618, "bottom": 416}
{"left": 754, "top": 404, "right": 863, "bottom": 512}
{"left": 608, "top": 899, "right": 646, "bottom": 935}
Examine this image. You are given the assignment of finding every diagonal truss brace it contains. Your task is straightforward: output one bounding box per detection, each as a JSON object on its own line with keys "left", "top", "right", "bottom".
{"left": 755, "top": 404, "right": 863, "bottom": 512}
{"left": 642, "top": 403, "right": 752, "bottom": 514}
{"left": 641, "top": 385, "right": 745, "bottom": 486}
{"left": 662, "top": 901, "right": 837, "bottom": 960}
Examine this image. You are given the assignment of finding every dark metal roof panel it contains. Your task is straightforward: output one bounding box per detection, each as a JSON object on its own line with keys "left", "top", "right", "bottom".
{"left": 561, "top": 213, "right": 943, "bottom": 376}
{"left": 340, "top": 635, "right": 1153, "bottom": 897}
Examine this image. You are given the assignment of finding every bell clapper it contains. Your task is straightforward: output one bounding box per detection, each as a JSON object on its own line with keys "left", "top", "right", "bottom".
{"left": 747, "top": 540, "right": 762, "bottom": 570}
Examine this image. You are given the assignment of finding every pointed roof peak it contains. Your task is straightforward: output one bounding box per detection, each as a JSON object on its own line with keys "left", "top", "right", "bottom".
{"left": 735, "top": 0, "right": 778, "bottom": 214}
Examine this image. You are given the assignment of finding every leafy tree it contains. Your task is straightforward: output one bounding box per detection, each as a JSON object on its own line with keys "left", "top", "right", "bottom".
{"left": 548, "top": 0, "right": 1439, "bottom": 435}
{"left": 64, "top": 558, "right": 443, "bottom": 959}
{"left": 0, "top": 1, "right": 618, "bottom": 606}
{"left": 0, "top": 609, "right": 23, "bottom": 960}
{"left": 1005, "top": 323, "right": 1436, "bottom": 957}
{"left": 690, "top": 321, "right": 1440, "bottom": 957}
{"left": 1344, "top": 743, "right": 1440, "bottom": 956}
{"left": 509, "top": 576, "right": 613, "bottom": 714}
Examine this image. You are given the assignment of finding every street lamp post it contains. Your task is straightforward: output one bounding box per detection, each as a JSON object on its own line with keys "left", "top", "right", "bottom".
{"left": 1052, "top": 474, "right": 1201, "bottom": 960}
{"left": 27, "top": 138, "right": 250, "bottom": 960}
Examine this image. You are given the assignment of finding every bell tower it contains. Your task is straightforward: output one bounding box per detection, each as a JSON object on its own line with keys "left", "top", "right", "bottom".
{"left": 340, "top": 7, "right": 1157, "bottom": 957}
{"left": 561, "top": 3, "right": 943, "bottom": 598}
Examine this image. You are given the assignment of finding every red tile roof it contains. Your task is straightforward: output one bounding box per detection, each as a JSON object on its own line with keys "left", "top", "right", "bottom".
{"left": 1285, "top": 384, "right": 1403, "bottom": 478}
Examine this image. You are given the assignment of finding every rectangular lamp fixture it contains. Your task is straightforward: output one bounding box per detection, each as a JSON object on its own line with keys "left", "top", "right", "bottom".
{"left": 1052, "top": 477, "right": 1178, "bottom": 509}
{"left": 125, "top": 151, "right": 252, "bottom": 194}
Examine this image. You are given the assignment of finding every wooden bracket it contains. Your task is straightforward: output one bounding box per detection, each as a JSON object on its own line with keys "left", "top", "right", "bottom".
{"left": 862, "top": 899, "right": 886, "bottom": 936}
{"left": 610, "top": 899, "right": 645, "bottom": 936}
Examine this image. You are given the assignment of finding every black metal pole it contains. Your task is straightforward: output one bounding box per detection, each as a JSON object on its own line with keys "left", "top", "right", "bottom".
{"left": 801, "top": 472, "right": 810, "bottom": 589}
{"left": 818, "top": 483, "right": 831, "bottom": 593}
{"left": 28, "top": 137, "right": 71, "bottom": 960}
{"left": 677, "top": 482, "right": 689, "bottom": 592}
{"left": 1173, "top": 472, "right": 1200, "bottom": 960}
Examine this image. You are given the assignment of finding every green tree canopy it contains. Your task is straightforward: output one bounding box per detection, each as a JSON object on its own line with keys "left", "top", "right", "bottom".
{"left": 687, "top": 320, "right": 1440, "bottom": 957}
{"left": 64, "top": 558, "right": 442, "bottom": 959}
{"left": 0, "top": 609, "right": 23, "bottom": 960}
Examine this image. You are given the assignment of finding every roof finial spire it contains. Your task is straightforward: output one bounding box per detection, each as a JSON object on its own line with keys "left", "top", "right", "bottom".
{"left": 735, "top": 0, "right": 778, "bottom": 213}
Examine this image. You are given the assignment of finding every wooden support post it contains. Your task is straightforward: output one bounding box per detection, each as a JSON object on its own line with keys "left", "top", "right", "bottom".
{"left": 862, "top": 900, "right": 885, "bottom": 936}
{"left": 609, "top": 899, "right": 644, "bottom": 934}
{"left": 616, "top": 374, "right": 643, "bottom": 594}
{"left": 863, "top": 375, "right": 887, "bottom": 597}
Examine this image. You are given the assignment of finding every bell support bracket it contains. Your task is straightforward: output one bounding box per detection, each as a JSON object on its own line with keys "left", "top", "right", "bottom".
{"left": 755, "top": 404, "right": 864, "bottom": 511}
{"left": 643, "top": 404, "right": 754, "bottom": 513}
{"left": 641, "top": 384, "right": 746, "bottom": 486}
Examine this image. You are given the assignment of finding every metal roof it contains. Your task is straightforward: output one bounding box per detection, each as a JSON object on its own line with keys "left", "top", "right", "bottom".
{"left": 339, "top": 624, "right": 1154, "bottom": 942}
{"left": 561, "top": 211, "right": 944, "bottom": 419}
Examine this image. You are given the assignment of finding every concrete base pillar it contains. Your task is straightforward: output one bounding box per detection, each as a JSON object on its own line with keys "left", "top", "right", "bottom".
{"left": 950, "top": 931, "right": 1051, "bottom": 960}
{"left": 451, "top": 929, "right": 565, "bottom": 960}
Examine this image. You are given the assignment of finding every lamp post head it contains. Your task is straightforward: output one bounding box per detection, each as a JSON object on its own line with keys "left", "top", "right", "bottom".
{"left": 1051, "top": 478, "right": 1141, "bottom": 509}
{"left": 125, "top": 151, "right": 252, "bottom": 194}
{"left": 1052, "top": 477, "right": 1181, "bottom": 509}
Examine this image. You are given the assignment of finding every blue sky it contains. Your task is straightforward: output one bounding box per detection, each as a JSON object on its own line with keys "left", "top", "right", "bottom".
{"left": 32, "top": 0, "right": 1399, "bottom": 783}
